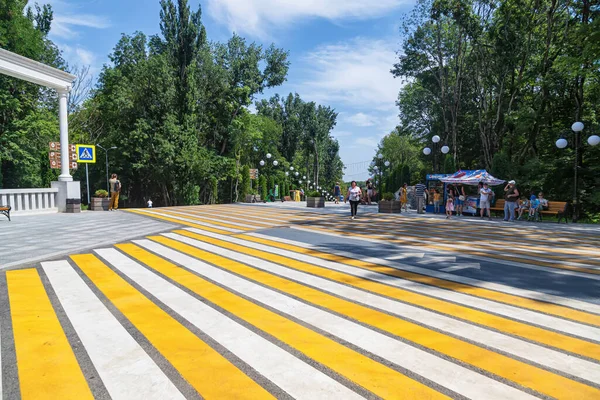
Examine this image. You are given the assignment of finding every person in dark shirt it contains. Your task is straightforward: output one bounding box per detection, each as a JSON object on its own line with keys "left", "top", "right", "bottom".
{"left": 366, "top": 180, "right": 375, "bottom": 205}
{"left": 503, "top": 180, "right": 520, "bottom": 221}
{"left": 415, "top": 182, "right": 427, "bottom": 214}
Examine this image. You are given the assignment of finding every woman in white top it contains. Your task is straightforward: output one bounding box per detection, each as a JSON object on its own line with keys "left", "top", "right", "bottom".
{"left": 347, "top": 181, "right": 362, "bottom": 220}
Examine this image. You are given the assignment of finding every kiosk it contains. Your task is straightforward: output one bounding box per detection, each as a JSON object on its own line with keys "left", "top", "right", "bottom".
{"left": 439, "top": 170, "right": 505, "bottom": 215}
{"left": 425, "top": 174, "right": 451, "bottom": 213}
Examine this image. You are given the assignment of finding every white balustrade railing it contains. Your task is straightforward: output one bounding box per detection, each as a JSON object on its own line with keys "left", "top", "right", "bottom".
{"left": 0, "top": 188, "right": 59, "bottom": 214}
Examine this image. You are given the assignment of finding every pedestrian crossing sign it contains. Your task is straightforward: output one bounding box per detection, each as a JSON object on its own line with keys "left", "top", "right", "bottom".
{"left": 76, "top": 144, "right": 96, "bottom": 163}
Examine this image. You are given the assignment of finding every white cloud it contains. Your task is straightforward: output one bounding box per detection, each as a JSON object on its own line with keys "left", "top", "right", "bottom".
{"left": 344, "top": 112, "right": 377, "bottom": 127}
{"left": 331, "top": 130, "right": 353, "bottom": 138}
{"left": 51, "top": 14, "right": 110, "bottom": 38}
{"left": 75, "top": 48, "right": 95, "bottom": 65}
{"left": 207, "top": 0, "right": 406, "bottom": 38}
{"left": 299, "top": 38, "right": 402, "bottom": 110}
{"left": 26, "top": 1, "right": 110, "bottom": 39}
{"left": 355, "top": 137, "right": 379, "bottom": 148}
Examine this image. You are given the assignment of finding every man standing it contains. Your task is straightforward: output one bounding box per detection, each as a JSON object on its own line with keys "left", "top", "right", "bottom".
{"left": 503, "top": 180, "right": 519, "bottom": 221}
{"left": 479, "top": 182, "right": 494, "bottom": 220}
{"left": 415, "top": 181, "right": 427, "bottom": 214}
{"left": 108, "top": 173, "right": 121, "bottom": 211}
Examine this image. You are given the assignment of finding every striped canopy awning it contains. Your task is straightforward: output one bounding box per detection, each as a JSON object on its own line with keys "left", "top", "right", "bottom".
{"left": 439, "top": 170, "right": 505, "bottom": 186}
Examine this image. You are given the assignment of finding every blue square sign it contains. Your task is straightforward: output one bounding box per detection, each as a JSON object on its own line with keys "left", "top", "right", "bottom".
{"left": 76, "top": 144, "right": 96, "bottom": 163}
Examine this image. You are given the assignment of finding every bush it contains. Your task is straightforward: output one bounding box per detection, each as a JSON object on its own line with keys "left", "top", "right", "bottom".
{"left": 240, "top": 165, "right": 250, "bottom": 201}
{"left": 307, "top": 190, "right": 322, "bottom": 198}
{"left": 94, "top": 189, "right": 109, "bottom": 198}
{"left": 259, "top": 175, "right": 267, "bottom": 200}
{"left": 382, "top": 192, "right": 395, "bottom": 201}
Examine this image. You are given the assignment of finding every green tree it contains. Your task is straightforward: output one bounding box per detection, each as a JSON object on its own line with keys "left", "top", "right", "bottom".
{"left": 0, "top": 1, "right": 64, "bottom": 188}
{"left": 259, "top": 175, "right": 267, "bottom": 200}
{"left": 240, "top": 165, "right": 250, "bottom": 201}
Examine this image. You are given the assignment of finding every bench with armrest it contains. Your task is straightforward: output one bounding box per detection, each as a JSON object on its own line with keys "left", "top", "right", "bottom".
{"left": 539, "top": 201, "right": 569, "bottom": 223}
{"left": 0, "top": 205, "right": 11, "bottom": 221}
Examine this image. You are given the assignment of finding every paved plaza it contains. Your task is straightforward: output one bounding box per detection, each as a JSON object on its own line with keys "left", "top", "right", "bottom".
{"left": 0, "top": 204, "right": 599, "bottom": 399}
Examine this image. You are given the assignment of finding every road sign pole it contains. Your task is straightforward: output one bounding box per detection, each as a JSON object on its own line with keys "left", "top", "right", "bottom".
{"left": 86, "top": 163, "right": 90, "bottom": 205}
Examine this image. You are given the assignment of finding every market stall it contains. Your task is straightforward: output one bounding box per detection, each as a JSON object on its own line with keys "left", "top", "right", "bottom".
{"left": 425, "top": 174, "right": 451, "bottom": 214}
{"left": 439, "top": 170, "right": 505, "bottom": 215}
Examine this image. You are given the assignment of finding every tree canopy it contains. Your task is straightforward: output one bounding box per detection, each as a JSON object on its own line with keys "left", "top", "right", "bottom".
{"left": 377, "top": 0, "right": 600, "bottom": 216}
{"left": 1, "top": 0, "right": 344, "bottom": 206}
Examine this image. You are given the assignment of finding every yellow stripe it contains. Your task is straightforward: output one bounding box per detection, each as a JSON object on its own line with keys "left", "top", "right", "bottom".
{"left": 7, "top": 269, "right": 93, "bottom": 400}
{"left": 126, "top": 209, "right": 233, "bottom": 234}
{"left": 177, "top": 209, "right": 276, "bottom": 228}
{"left": 158, "top": 233, "right": 600, "bottom": 399}
{"left": 311, "top": 222, "right": 600, "bottom": 275}
{"left": 118, "top": 242, "right": 447, "bottom": 400}
{"left": 268, "top": 226, "right": 600, "bottom": 325}
{"left": 181, "top": 230, "right": 600, "bottom": 361}
{"left": 157, "top": 210, "right": 253, "bottom": 231}
{"left": 349, "top": 220, "right": 600, "bottom": 258}
{"left": 70, "top": 254, "right": 273, "bottom": 400}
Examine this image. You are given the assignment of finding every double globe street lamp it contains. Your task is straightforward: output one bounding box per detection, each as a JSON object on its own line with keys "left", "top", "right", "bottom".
{"left": 372, "top": 153, "right": 391, "bottom": 195}
{"left": 423, "top": 135, "right": 449, "bottom": 173}
{"left": 555, "top": 122, "right": 599, "bottom": 222}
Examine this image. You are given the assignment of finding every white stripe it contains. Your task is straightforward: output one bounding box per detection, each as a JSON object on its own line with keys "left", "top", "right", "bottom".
{"left": 166, "top": 209, "right": 278, "bottom": 228}
{"left": 95, "top": 248, "right": 362, "bottom": 400}
{"left": 417, "top": 256, "right": 456, "bottom": 264}
{"left": 136, "top": 239, "right": 536, "bottom": 400}
{"left": 254, "top": 230, "right": 600, "bottom": 315}
{"left": 292, "top": 225, "right": 600, "bottom": 281}
{"left": 203, "top": 229, "right": 600, "bottom": 341}
{"left": 139, "top": 211, "right": 242, "bottom": 233}
{"left": 41, "top": 261, "right": 185, "bottom": 400}
{"left": 385, "top": 253, "right": 425, "bottom": 260}
{"left": 439, "top": 264, "right": 481, "bottom": 272}
{"left": 163, "top": 210, "right": 263, "bottom": 230}
{"left": 169, "top": 232, "right": 600, "bottom": 384}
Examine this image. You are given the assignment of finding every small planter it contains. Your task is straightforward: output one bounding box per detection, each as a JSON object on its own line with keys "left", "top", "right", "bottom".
{"left": 90, "top": 197, "right": 110, "bottom": 211}
{"left": 307, "top": 197, "right": 325, "bottom": 208}
{"left": 244, "top": 194, "right": 261, "bottom": 203}
{"left": 378, "top": 200, "right": 402, "bottom": 214}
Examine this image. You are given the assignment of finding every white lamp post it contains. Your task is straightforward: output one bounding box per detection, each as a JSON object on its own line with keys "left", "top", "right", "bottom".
{"left": 555, "top": 122, "right": 599, "bottom": 222}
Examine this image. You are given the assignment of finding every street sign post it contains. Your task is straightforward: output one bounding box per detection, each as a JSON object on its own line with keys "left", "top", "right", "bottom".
{"left": 76, "top": 145, "right": 97, "bottom": 205}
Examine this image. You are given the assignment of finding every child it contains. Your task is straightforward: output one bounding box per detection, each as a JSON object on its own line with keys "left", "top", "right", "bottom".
{"left": 529, "top": 195, "right": 540, "bottom": 221}
{"left": 517, "top": 197, "right": 529, "bottom": 220}
{"left": 433, "top": 189, "right": 441, "bottom": 214}
{"left": 147, "top": 199, "right": 153, "bottom": 208}
{"left": 446, "top": 196, "right": 454, "bottom": 219}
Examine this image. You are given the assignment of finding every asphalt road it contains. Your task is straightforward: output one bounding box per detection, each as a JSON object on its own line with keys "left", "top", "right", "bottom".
{"left": 1, "top": 203, "right": 599, "bottom": 399}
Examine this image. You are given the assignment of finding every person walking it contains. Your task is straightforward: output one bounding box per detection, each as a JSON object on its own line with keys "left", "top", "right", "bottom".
{"left": 415, "top": 181, "right": 427, "bottom": 214}
{"left": 333, "top": 182, "right": 341, "bottom": 204}
{"left": 400, "top": 183, "right": 408, "bottom": 212}
{"left": 366, "top": 180, "right": 375, "bottom": 205}
{"left": 108, "top": 173, "right": 121, "bottom": 211}
{"left": 347, "top": 181, "right": 362, "bottom": 220}
{"left": 503, "top": 180, "right": 519, "bottom": 221}
{"left": 455, "top": 183, "right": 466, "bottom": 216}
{"left": 479, "top": 182, "right": 493, "bottom": 220}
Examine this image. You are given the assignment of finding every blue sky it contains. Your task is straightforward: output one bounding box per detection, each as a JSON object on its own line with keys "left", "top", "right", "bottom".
{"left": 29, "top": 0, "right": 417, "bottom": 180}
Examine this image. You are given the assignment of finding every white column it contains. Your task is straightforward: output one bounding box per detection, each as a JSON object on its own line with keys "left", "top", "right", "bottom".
{"left": 58, "top": 90, "right": 72, "bottom": 182}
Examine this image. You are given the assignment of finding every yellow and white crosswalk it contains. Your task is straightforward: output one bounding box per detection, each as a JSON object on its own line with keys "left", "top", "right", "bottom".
{"left": 1, "top": 204, "right": 599, "bottom": 399}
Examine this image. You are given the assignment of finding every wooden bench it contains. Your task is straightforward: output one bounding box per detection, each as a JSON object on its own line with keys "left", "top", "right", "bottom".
{"left": 490, "top": 199, "right": 505, "bottom": 216}
{"left": 540, "top": 201, "right": 569, "bottom": 223}
{"left": 0, "top": 205, "right": 11, "bottom": 221}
